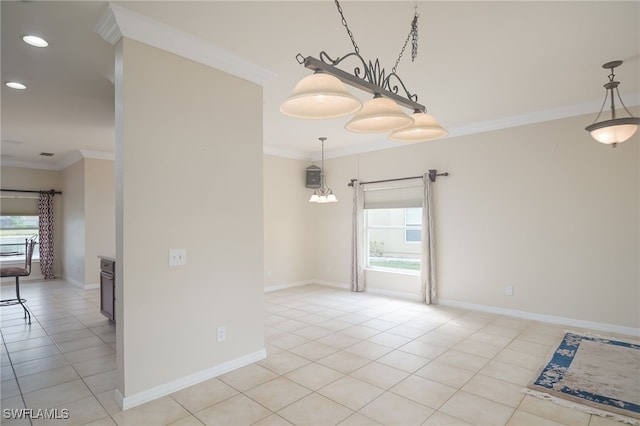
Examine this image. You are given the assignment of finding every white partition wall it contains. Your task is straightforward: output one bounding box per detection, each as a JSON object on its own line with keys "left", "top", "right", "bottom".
{"left": 115, "top": 37, "right": 264, "bottom": 408}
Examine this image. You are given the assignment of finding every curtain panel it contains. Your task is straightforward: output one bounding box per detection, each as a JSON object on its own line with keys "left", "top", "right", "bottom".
{"left": 421, "top": 173, "right": 436, "bottom": 304}
{"left": 38, "top": 192, "right": 55, "bottom": 279}
{"left": 350, "top": 180, "right": 365, "bottom": 292}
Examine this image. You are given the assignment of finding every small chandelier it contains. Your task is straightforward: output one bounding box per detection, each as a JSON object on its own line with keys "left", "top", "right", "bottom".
{"left": 309, "top": 137, "right": 337, "bottom": 203}
{"left": 281, "top": 1, "right": 446, "bottom": 142}
{"left": 585, "top": 60, "right": 640, "bottom": 147}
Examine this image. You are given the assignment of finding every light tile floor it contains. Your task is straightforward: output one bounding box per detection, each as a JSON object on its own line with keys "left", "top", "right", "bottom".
{"left": 0, "top": 280, "right": 630, "bottom": 426}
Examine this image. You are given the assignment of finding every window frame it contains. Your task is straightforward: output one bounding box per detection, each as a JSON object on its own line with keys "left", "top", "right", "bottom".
{"left": 365, "top": 207, "right": 422, "bottom": 274}
{"left": 0, "top": 215, "right": 40, "bottom": 262}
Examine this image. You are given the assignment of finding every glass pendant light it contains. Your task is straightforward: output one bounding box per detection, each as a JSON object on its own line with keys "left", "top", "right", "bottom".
{"left": 588, "top": 121, "right": 638, "bottom": 145}
{"left": 389, "top": 111, "right": 448, "bottom": 142}
{"left": 585, "top": 60, "right": 640, "bottom": 147}
{"left": 280, "top": 72, "right": 362, "bottom": 119}
{"left": 309, "top": 137, "right": 338, "bottom": 203}
{"left": 345, "top": 94, "right": 414, "bottom": 133}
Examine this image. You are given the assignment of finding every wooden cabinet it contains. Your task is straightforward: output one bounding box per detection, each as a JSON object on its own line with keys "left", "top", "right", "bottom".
{"left": 99, "top": 257, "right": 115, "bottom": 322}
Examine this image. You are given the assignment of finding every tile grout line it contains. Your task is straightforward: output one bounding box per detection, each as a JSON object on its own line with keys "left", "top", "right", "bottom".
{"left": 1, "top": 285, "right": 119, "bottom": 425}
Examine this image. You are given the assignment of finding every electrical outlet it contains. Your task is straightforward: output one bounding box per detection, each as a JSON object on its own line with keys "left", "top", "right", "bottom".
{"left": 505, "top": 285, "right": 513, "bottom": 296}
{"left": 169, "top": 249, "right": 186, "bottom": 266}
{"left": 217, "top": 326, "right": 226, "bottom": 342}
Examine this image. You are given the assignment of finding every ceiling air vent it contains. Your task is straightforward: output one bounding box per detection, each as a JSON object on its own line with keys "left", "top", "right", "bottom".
{"left": 39, "top": 152, "right": 54, "bottom": 157}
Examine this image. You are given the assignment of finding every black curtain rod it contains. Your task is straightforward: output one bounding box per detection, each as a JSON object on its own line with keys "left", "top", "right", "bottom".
{"left": 348, "top": 169, "right": 449, "bottom": 187}
{"left": 1, "top": 189, "right": 62, "bottom": 195}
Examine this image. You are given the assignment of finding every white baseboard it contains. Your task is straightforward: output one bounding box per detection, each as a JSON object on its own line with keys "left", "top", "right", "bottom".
{"left": 64, "top": 276, "right": 99, "bottom": 290}
{"left": 313, "top": 280, "right": 422, "bottom": 302}
{"left": 365, "top": 287, "right": 423, "bottom": 302}
{"left": 439, "top": 298, "right": 640, "bottom": 338}
{"left": 117, "top": 349, "right": 267, "bottom": 411}
{"left": 261, "top": 281, "right": 639, "bottom": 337}
{"left": 264, "top": 280, "right": 313, "bottom": 293}
{"left": 312, "top": 280, "right": 349, "bottom": 290}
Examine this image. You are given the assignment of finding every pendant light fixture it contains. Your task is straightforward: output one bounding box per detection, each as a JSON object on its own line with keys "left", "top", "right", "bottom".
{"left": 585, "top": 60, "right": 639, "bottom": 147}
{"left": 390, "top": 110, "right": 448, "bottom": 142}
{"left": 346, "top": 94, "right": 414, "bottom": 133}
{"left": 309, "top": 137, "right": 337, "bottom": 203}
{"left": 280, "top": 72, "right": 362, "bottom": 119}
{"left": 281, "top": 1, "right": 446, "bottom": 141}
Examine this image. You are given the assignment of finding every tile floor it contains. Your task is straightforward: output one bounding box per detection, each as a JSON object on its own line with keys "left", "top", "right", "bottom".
{"left": 0, "top": 280, "right": 630, "bottom": 426}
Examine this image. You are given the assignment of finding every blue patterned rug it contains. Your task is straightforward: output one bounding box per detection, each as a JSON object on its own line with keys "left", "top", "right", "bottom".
{"left": 527, "top": 332, "right": 640, "bottom": 424}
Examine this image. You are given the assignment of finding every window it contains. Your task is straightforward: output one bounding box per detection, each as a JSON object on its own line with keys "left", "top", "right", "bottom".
{"left": 366, "top": 208, "right": 421, "bottom": 273}
{"left": 404, "top": 208, "right": 422, "bottom": 243}
{"left": 0, "top": 216, "right": 39, "bottom": 261}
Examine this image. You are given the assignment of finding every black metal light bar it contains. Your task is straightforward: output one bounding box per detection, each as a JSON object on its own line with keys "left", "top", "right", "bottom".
{"left": 1, "top": 189, "right": 61, "bottom": 195}
{"left": 347, "top": 169, "right": 449, "bottom": 187}
{"left": 302, "top": 55, "right": 426, "bottom": 113}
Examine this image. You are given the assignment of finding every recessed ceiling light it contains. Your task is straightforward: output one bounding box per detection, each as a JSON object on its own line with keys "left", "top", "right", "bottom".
{"left": 22, "top": 35, "right": 48, "bottom": 48}
{"left": 6, "top": 82, "right": 27, "bottom": 90}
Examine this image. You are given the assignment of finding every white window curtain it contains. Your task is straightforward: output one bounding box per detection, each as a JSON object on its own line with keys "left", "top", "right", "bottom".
{"left": 421, "top": 173, "right": 436, "bottom": 304}
{"left": 350, "top": 180, "right": 365, "bottom": 292}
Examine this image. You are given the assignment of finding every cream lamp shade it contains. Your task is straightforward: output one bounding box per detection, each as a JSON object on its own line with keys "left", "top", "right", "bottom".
{"left": 345, "top": 95, "right": 414, "bottom": 133}
{"left": 389, "top": 111, "right": 448, "bottom": 142}
{"left": 586, "top": 118, "right": 638, "bottom": 145}
{"left": 280, "top": 72, "right": 362, "bottom": 119}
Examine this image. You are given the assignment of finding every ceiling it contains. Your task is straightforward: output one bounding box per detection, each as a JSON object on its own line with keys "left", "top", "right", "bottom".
{"left": 1, "top": 1, "right": 639, "bottom": 170}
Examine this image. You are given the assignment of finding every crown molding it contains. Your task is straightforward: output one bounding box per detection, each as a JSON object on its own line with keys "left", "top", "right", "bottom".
{"left": 274, "top": 94, "right": 640, "bottom": 162}
{"left": 263, "top": 146, "right": 315, "bottom": 161}
{"left": 97, "top": 3, "right": 278, "bottom": 87}
{"left": 1, "top": 150, "right": 115, "bottom": 171}
{"left": 80, "top": 150, "right": 116, "bottom": 161}
{"left": 57, "top": 150, "right": 115, "bottom": 170}
{"left": 55, "top": 151, "right": 85, "bottom": 170}
{"left": 7, "top": 95, "right": 637, "bottom": 169}
{"left": 95, "top": 5, "right": 121, "bottom": 45}
{"left": 0, "top": 159, "right": 62, "bottom": 171}
{"left": 448, "top": 94, "right": 639, "bottom": 139}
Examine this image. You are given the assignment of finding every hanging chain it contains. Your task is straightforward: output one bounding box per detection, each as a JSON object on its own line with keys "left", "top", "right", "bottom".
{"left": 392, "top": 8, "right": 419, "bottom": 74}
{"left": 411, "top": 8, "right": 419, "bottom": 61}
{"left": 334, "top": 0, "right": 419, "bottom": 74}
{"left": 334, "top": 0, "right": 359, "bottom": 54}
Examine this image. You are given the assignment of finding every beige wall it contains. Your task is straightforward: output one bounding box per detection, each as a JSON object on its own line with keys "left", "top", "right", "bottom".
{"left": 60, "top": 158, "right": 115, "bottom": 287}
{"left": 116, "top": 38, "right": 264, "bottom": 401}
{"left": 2, "top": 161, "right": 115, "bottom": 286}
{"left": 310, "top": 155, "right": 360, "bottom": 284}
{"left": 84, "top": 158, "right": 115, "bottom": 284}
{"left": 0, "top": 167, "right": 64, "bottom": 280}
{"left": 263, "top": 155, "right": 317, "bottom": 289}
{"left": 311, "top": 114, "right": 639, "bottom": 329}
{"left": 61, "top": 160, "right": 85, "bottom": 285}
